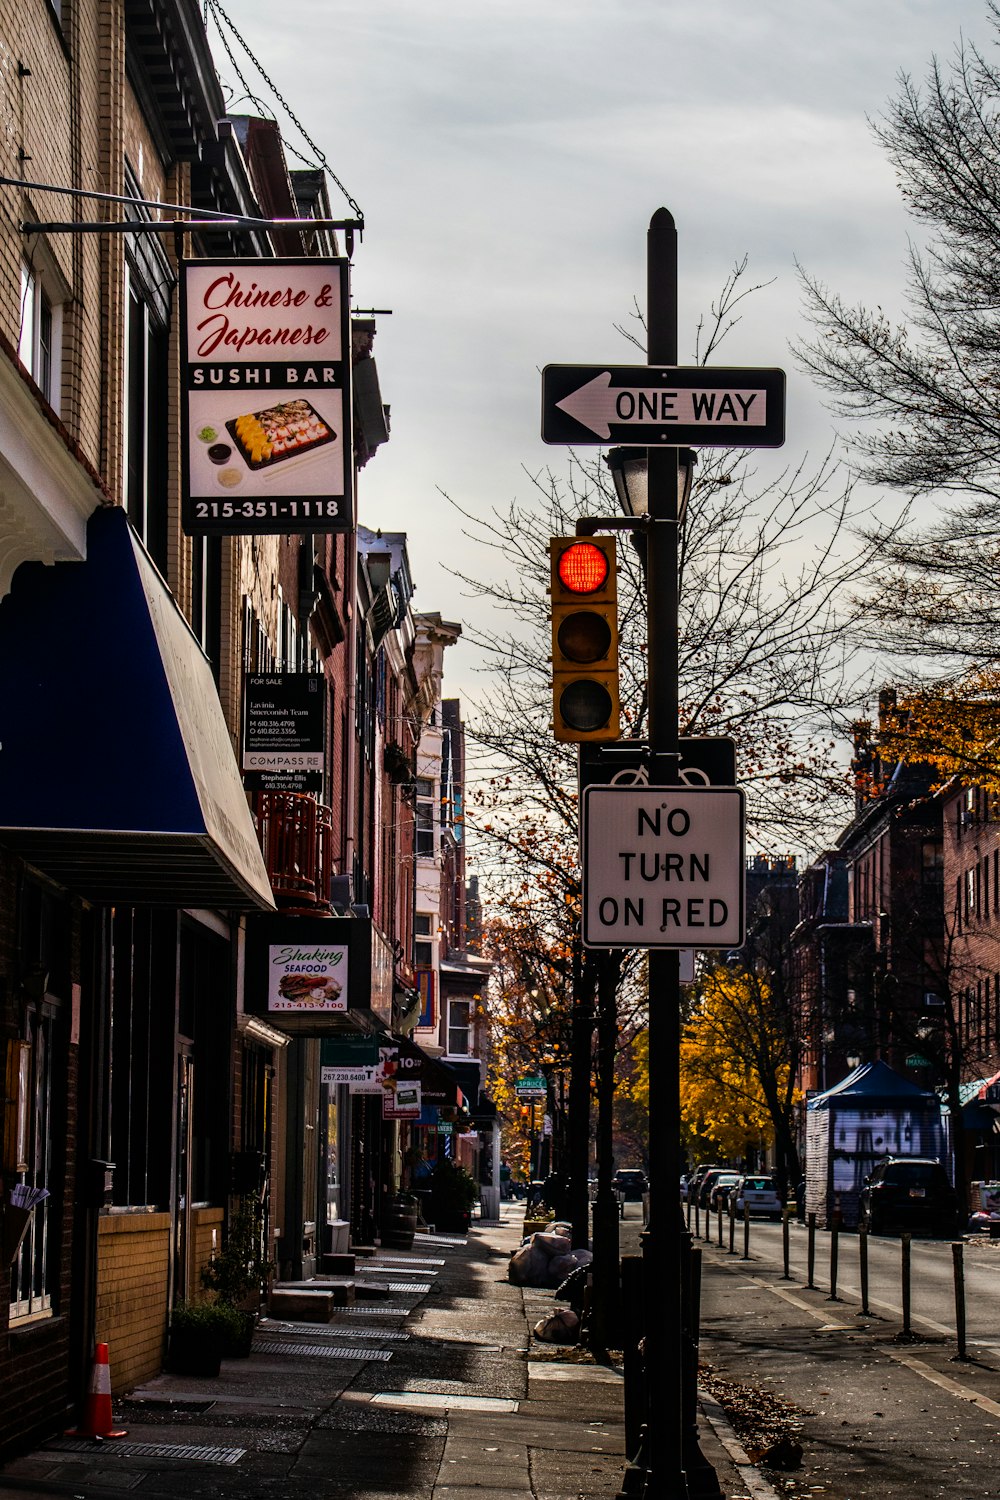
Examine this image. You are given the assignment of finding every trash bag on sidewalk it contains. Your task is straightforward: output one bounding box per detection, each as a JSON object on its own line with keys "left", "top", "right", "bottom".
{"left": 533, "top": 1308, "right": 580, "bottom": 1343}
{"left": 509, "top": 1229, "right": 592, "bottom": 1288}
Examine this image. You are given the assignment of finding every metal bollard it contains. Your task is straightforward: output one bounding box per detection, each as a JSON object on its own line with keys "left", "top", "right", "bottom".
{"left": 694, "top": 1200, "right": 700, "bottom": 1240}
{"left": 807, "top": 1212, "right": 816, "bottom": 1288}
{"left": 901, "top": 1232, "right": 912, "bottom": 1337}
{"left": 859, "top": 1224, "right": 870, "bottom": 1316}
{"left": 781, "top": 1205, "right": 791, "bottom": 1279}
{"left": 741, "top": 1202, "right": 750, "bottom": 1260}
{"left": 728, "top": 1197, "right": 736, "bottom": 1255}
{"left": 717, "top": 1200, "right": 724, "bottom": 1247}
{"left": 952, "top": 1241, "right": 967, "bottom": 1361}
{"left": 827, "top": 1210, "right": 840, "bottom": 1301}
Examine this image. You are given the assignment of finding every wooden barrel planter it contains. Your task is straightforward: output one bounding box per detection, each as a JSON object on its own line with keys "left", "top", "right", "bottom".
{"left": 381, "top": 1195, "right": 418, "bottom": 1250}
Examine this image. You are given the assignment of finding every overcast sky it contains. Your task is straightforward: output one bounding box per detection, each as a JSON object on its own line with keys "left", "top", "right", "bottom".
{"left": 210, "top": 0, "right": 992, "bottom": 702}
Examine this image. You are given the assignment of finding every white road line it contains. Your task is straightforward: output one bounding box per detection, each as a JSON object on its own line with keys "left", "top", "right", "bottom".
{"left": 712, "top": 1258, "right": 1000, "bottom": 1425}
{"left": 710, "top": 1247, "right": 956, "bottom": 1338}
{"left": 885, "top": 1349, "right": 1000, "bottom": 1423}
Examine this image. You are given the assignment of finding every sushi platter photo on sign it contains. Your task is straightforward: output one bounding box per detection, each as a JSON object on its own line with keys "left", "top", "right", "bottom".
{"left": 266, "top": 941, "right": 349, "bottom": 1013}
{"left": 181, "top": 259, "right": 353, "bottom": 535}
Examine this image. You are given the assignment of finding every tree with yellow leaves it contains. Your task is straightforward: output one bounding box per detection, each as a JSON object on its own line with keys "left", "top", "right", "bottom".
{"left": 858, "top": 681, "right": 1000, "bottom": 797}
{"left": 633, "top": 959, "right": 801, "bottom": 1185}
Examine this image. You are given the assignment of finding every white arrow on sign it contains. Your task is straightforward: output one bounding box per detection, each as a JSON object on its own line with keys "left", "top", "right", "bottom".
{"left": 556, "top": 371, "right": 770, "bottom": 441}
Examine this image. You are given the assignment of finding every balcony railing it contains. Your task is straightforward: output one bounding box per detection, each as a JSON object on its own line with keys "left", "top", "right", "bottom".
{"left": 253, "top": 792, "right": 334, "bottom": 914}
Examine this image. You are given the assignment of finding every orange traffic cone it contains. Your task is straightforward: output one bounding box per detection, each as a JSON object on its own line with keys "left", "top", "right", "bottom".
{"left": 66, "top": 1342, "right": 128, "bottom": 1439}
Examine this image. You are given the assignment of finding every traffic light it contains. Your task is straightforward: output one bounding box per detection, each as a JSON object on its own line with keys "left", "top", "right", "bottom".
{"left": 549, "top": 536, "right": 620, "bottom": 741}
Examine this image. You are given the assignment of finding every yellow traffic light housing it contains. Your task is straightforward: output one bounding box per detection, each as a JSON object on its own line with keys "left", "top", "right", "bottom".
{"left": 549, "top": 536, "right": 620, "bottom": 742}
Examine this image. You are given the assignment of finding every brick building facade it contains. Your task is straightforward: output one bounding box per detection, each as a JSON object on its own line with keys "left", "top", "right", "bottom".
{"left": 0, "top": 0, "right": 473, "bottom": 1460}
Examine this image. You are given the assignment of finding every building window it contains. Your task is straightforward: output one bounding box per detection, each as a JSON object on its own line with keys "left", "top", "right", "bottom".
{"left": 447, "top": 998, "right": 472, "bottom": 1057}
{"left": 18, "top": 259, "right": 61, "bottom": 409}
{"left": 123, "top": 262, "right": 168, "bottom": 570}
{"left": 921, "top": 842, "right": 944, "bottom": 884}
{"left": 967, "top": 868, "right": 976, "bottom": 922}
{"left": 415, "top": 778, "right": 435, "bottom": 858}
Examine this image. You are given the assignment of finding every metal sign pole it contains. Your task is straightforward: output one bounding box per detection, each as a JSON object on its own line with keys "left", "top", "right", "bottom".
{"left": 641, "top": 206, "right": 689, "bottom": 1500}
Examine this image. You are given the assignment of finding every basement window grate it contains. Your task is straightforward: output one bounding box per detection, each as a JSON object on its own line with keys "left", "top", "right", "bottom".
{"left": 48, "top": 1439, "right": 245, "bottom": 1465}
{"left": 343, "top": 1305, "right": 410, "bottom": 1315}
{"left": 254, "top": 1340, "right": 393, "bottom": 1361}
{"left": 265, "top": 1323, "right": 409, "bottom": 1340}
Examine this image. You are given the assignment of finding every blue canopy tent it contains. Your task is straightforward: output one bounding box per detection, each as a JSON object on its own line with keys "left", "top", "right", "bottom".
{"left": 805, "top": 1061, "right": 945, "bottom": 1227}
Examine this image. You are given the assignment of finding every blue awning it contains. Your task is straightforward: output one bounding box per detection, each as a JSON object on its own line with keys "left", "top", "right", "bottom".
{"left": 0, "top": 506, "right": 274, "bottom": 909}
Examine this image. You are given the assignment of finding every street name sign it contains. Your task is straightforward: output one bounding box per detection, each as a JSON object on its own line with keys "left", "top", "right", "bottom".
{"left": 582, "top": 785, "right": 745, "bottom": 949}
{"left": 541, "top": 365, "right": 785, "bottom": 448}
{"left": 516, "top": 1075, "right": 547, "bottom": 1099}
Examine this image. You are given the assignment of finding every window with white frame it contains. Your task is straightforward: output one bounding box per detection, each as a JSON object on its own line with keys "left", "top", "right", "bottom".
{"left": 414, "top": 912, "right": 434, "bottom": 968}
{"left": 19, "top": 258, "right": 61, "bottom": 409}
{"left": 446, "top": 997, "right": 472, "bottom": 1057}
{"left": 415, "top": 778, "right": 435, "bottom": 858}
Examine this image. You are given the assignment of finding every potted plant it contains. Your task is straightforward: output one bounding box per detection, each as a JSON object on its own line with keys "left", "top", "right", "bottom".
{"left": 427, "top": 1159, "right": 479, "bottom": 1233}
{"left": 201, "top": 1197, "right": 273, "bottom": 1356}
{"left": 168, "top": 1300, "right": 247, "bottom": 1377}
{"left": 523, "top": 1204, "right": 556, "bottom": 1237}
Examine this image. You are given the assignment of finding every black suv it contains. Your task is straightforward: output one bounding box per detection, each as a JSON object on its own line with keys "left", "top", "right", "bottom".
{"left": 859, "top": 1156, "right": 961, "bottom": 1237}
{"left": 613, "top": 1169, "right": 647, "bottom": 1201}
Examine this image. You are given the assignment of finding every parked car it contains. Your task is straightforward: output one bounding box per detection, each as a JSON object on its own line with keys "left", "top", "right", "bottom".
{"left": 686, "top": 1164, "right": 718, "bottom": 1205}
{"left": 613, "top": 1168, "right": 648, "bottom": 1201}
{"left": 696, "top": 1168, "right": 733, "bottom": 1210}
{"left": 707, "top": 1172, "right": 741, "bottom": 1212}
{"left": 859, "top": 1156, "right": 961, "bottom": 1237}
{"left": 729, "top": 1174, "right": 783, "bottom": 1220}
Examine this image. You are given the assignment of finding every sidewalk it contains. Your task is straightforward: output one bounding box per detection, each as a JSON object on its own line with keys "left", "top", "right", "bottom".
{"left": 0, "top": 1203, "right": 760, "bottom": 1500}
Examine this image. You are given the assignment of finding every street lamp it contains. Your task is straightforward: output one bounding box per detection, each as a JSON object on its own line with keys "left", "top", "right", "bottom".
{"left": 604, "top": 445, "right": 697, "bottom": 523}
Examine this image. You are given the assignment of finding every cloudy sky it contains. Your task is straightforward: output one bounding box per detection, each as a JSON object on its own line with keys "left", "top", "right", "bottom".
{"left": 209, "top": 0, "right": 992, "bottom": 700}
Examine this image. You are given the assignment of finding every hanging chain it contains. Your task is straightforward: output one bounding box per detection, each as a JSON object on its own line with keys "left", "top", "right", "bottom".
{"left": 206, "top": 0, "right": 364, "bottom": 225}
{"left": 208, "top": 5, "right": 271, "bottom": 121}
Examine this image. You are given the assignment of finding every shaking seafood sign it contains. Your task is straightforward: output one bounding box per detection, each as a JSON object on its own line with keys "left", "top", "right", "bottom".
{"left": 181, "top": 259, "right": 353, "bottom": 535}
{"left": 266, "top": 941, "right": 348, "bottom": 1013}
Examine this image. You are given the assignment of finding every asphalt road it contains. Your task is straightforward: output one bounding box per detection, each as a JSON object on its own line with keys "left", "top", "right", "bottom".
{"left": 686, "top": 1209, "right": 1000, "bottom": 1353}
{"left": 610, "top": 1200, "right": 1000, "bottom": 1498}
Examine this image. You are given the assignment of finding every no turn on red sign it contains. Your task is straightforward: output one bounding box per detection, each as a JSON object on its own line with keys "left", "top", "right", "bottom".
{"left": 582, "top": 786, "right": 745, "bottom": 949}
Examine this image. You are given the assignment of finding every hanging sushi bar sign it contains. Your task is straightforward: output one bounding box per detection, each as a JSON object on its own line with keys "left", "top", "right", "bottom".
{"left": 180, "top": 258, "right": 353, "bottom": 536}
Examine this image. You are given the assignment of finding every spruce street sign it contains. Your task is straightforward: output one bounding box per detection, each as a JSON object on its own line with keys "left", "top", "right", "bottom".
{"left": 541, "top": 364, "right": 785, "bottom": 447}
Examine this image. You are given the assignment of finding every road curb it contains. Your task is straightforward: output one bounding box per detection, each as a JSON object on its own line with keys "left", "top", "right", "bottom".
{"left": 697, "top": 1388, "right": 783, "bottom": 1500}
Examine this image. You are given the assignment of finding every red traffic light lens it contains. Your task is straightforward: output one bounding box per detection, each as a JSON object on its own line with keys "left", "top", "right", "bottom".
{"left": 557, "top": 541, "right": 609, "bottom": 594}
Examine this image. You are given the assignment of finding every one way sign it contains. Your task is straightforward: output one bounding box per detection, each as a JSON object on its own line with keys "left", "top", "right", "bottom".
{"left": 541, "top": 364, "right": 785, "bottom": 448}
